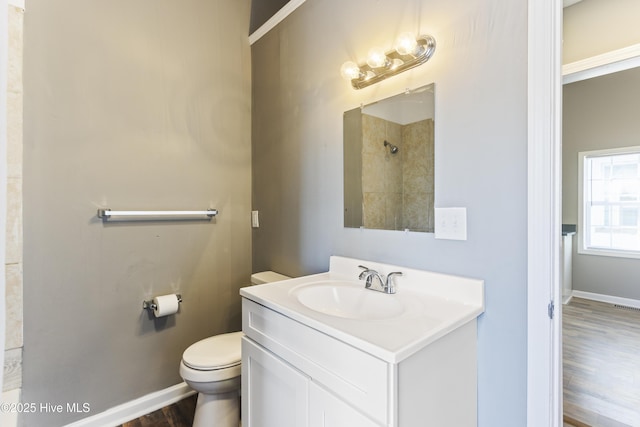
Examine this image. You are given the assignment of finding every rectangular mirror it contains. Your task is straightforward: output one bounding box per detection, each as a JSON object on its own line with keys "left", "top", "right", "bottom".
{"left": 344, "top": 84, "right": 435, "bottom": 232}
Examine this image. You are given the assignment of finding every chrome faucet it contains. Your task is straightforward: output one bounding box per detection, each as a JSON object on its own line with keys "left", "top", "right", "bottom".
{"left": 358, "top": 265, "right": 403, "bottom": 294}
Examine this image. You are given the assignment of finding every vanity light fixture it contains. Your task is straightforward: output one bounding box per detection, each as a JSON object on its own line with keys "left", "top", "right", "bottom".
{"left": 340, "top": 32, "right": 436, "bottom": 90}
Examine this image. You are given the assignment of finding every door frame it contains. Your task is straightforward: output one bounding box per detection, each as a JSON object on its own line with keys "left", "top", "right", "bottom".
{"left": 528, "top": 3, "right": 640, "bottom": 424}
{"left": 527, "top": 0, "right": 563, "bottom": 426}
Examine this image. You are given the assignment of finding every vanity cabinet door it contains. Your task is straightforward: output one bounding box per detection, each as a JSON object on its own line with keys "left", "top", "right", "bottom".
{"left": 243, "top": 298, "right": 390, "bottom": 423}
{"left": 242, "top": 337, "right": 309, "bottom": 427}
{"left": 309, "top": 382, "right": 382, "bottom": 427}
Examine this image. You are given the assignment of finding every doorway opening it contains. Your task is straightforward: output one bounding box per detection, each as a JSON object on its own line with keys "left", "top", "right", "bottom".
{"left": 561, "top": 36, "right": 640, "bottom": 427}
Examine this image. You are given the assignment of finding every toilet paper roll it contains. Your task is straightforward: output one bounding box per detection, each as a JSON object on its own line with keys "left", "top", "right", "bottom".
{"left": 152, "top": 294, "right": 180, "bottom": 317}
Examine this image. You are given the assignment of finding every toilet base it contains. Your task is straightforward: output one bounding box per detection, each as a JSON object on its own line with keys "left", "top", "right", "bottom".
{"left": 192, "top": 390, "right": 239, "bottom": 427}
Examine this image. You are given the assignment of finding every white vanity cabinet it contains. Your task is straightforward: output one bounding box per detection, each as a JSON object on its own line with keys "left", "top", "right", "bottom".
{"left": 242, "top": 334, "right": 379, "bottom": 427}
{"left": 241, "top": 298, "right": 478, "bottom": 427}
{"left": 309, "top": 382, "right": 381, "bottom": 427}
{"left": 241, "top": 256, "right": 484, "bottom": 427}
{"left": 241, "top": 337, "right": 309, "bottom": 427}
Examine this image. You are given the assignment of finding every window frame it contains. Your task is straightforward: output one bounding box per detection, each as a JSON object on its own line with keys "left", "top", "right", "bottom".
{"left": 578, "top": 146, "right": 640, "bottom": 259}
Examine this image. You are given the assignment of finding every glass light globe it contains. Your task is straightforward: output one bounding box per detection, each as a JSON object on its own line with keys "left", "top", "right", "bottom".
{"left": 395, "top": 32, "right": 418, "bottom": 56}
{"left": 391, "top": 58, "right": 404, "bottom": 70}
{"left": 340, "top": 61, "right": 362, "bottom": 80}
{"left": 366, "top": 47, "right": 389, "bottom": 68}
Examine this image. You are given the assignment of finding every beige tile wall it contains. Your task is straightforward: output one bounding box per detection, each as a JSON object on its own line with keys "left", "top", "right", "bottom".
{"left": 361, "top": 114, "right": 434, "bottom": 232}
{"left": 362, "top": 114, "right": 403, "bottom": 230}
{"left": 4, "top": 4, "right": 24, "bottom": 393}
{"left": 403, "top": 118, "right": 434, "bottom": 232}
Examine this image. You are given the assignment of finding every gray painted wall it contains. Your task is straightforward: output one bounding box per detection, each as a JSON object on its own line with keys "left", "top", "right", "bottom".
{"left": 251, "top": 0, "right": 528, "bottom": 425}
{"left": 563, "top": 67, "right": 640, "bottom": 300}
{"left": 22, "top": 0, "right": 251, "bottom": 425}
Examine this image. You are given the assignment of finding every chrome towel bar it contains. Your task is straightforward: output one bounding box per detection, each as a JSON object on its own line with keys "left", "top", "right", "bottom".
{"left": 97, "top": 209, "right": 218, "bottom": 219}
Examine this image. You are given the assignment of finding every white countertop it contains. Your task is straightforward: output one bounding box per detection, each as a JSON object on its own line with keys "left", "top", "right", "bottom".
{"left": 240, "top": 256, "right": 484, "bottom": 363}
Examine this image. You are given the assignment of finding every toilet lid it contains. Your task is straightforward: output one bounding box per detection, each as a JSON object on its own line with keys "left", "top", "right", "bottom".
{"left": 182, "top": 331, "right": 243, "bottom": 370}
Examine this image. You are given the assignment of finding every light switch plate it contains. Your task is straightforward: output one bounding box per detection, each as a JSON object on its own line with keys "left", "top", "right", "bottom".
{"left": 251, "top": 210, "right": 259, "bottom": 228}
{"left": 434, "top": 207, "right": 467, "bottom": 240}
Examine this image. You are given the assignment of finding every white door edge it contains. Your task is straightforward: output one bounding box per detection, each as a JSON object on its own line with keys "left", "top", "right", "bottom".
{"left": 527, "top": 0, "right": 563, "bottom": 426}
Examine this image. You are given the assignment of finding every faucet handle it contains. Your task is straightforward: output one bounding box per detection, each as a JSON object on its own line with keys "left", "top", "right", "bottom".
{"left": 358, "top": 265, "right": 371, "bottom": 280}
{"left": 385, "top": 271, "right": 403, "bottom": 293}
{"left": 358, "top": 265, "right": 376, "bottom": 288}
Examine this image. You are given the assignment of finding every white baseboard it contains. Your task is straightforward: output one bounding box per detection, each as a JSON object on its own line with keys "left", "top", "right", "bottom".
{"left": 64, "top": 382, "right": 195, "bottom": 427}
{"left": 0, "top": 389, "right": 21, "bottom": 427}
{"left": 571, "top": 290, "right": 640, "bottom": 309}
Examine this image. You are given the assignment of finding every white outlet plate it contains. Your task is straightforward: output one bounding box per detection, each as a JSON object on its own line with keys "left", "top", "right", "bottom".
{"left": 434, "top": 207, "right": 467, "bottom": 240}
{"left": 251, "top": 210, "right": 260, "bottom": 228}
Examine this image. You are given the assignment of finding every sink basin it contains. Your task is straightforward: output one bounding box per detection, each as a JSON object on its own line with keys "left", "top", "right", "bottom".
{"left": 241, "top": 256, "right": 485, "bottom": 362}
{"left": 291, "top": 281, "right": 405, "bottom": 320}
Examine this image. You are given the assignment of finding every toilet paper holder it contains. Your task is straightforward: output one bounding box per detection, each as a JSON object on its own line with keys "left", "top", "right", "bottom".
{"left": 143, "top": 294, "right": 182, "bottom": 311}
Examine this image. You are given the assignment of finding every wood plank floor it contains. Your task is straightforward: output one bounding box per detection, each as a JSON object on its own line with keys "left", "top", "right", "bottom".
{"left": 563, "top": 298, "right": 640, "bottom": 427}
{"left": 116, "top": 394, "right": 196, "bottom": 427}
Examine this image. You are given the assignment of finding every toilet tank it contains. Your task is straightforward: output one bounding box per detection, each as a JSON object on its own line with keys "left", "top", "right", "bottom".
{"left": 250, "top": 271, "right": 291, "bottom": 285}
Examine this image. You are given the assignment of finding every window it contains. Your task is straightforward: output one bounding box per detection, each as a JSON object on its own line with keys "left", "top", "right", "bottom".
{"left": 579, "top": 147, "right": 640, "bottom": 258}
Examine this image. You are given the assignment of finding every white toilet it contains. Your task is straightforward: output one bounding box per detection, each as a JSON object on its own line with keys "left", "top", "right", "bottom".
{"left": 179, "top": 271, "right": 290, "bottom": 427}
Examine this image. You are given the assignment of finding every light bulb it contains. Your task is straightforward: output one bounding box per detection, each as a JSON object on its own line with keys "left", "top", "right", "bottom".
{"left": 340, "top": 61, "right": 363, "bottom": 80}
{"left": 395, "top": 32, "right": 419, "bottom": 56}
{"left": 366, "top": 47, "right": 389, "bottom": 68}
{"left": 391, "top": 58, "right": 404, "bottom": 70}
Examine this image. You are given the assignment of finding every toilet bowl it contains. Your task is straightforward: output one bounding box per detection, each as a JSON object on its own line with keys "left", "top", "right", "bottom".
{"left": 180, "top": 332, "right": 243, "bottom": 427}
{"left": 179, "top": 271, "right": 290, "bottom": 427}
